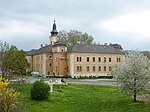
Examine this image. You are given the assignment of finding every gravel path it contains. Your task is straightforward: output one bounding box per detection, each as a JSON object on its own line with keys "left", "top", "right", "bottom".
{"left": 26, "top": 77, "right": 39, "bottom": 84}
{"left": 26, "top": 77, "right": 118, "bottom": 86}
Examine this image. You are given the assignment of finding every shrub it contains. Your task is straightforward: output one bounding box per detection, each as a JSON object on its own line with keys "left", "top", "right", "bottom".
{"left": 30, "top": 80, "right": 50, "bottom": 101}
{"left": 97, "top": 76, "right": 113, "bottom": 79}
{"left": 23, "top": 71, "right": 31, "bottom": 76}
{"left": 0, "top": 76, "right": 19, "bottom": 112}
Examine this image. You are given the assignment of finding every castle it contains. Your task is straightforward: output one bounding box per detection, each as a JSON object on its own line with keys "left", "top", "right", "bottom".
{"left": 26, "top": 21, "right": 125, "bottom": 78}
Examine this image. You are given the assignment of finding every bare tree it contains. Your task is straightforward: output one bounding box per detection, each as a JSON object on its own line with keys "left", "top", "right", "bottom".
{"left": 0, "top": 41, "right": 9, "bottom": 59}
{"left": 113, "top": 51, "right": 150, "bottom": 102}
{"left": 0, "top": 41, "right": 9, "bottom": 77}
{"left": 57, "top": 30, "right": 94, "bottom": 47}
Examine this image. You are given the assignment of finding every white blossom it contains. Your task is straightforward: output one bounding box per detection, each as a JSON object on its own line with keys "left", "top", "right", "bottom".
{"left": 113, "top": 51, "right": 150, "bottom": 102}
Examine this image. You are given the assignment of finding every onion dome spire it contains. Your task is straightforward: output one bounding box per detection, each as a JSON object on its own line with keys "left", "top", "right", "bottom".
{"left": 51, "top": 20, "right": 58, "bottom": 36}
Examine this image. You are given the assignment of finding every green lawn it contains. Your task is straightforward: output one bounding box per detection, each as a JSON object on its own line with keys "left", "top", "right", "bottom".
{"left": 13, "top": 84, "right": 150, "bottom": 112}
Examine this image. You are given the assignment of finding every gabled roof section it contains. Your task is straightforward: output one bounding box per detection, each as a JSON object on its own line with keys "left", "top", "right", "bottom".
{"left": 26, "top": 49, "right": 37, "bottom": 56}
{"left": 35, "top": 44, "right": 53, "bottom": 54}
{"left": 68, "top": 44, "right": 124, "bottom": 54}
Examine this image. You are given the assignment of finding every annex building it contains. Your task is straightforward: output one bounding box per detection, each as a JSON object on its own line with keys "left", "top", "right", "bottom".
{"left": 26, "top": 21, "right": 125, "bottom": 78}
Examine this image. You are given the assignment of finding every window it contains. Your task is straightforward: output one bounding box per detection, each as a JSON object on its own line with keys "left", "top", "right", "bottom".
{"left": 104, "top": 57, "right": 106, "bottom": 62}
{"left": 87, "top": 57, "right": 89, "bottom": 62}
{"left": 109, "top": 58, "right": 111, "bottom": 62}
{"left": 117, "top": 58, "right": 121, "bottom": 62}
{"left": 49, "top": 64, "right": 51, "bottom": 67}
{"left": 109, "top": 66, "right": 112, "bottom": 71}
{"left": 104, "top": 65, "right": 106, "bottom": 71}
{"left": 93, "top": 57, "right": 95, "bottom": 62}
{"left": 77, "top": 65, "right": 82, "bottom": 72}
{"left": 119, "top": 58, "right": 121, "bottom": 62}
{"left": 77, "top": 57, "right": 79, "bottom": 62}
{"left": 77, "top": 66, "right": 79, "bottom": 71}
{"left": 93, "top": 65, "right": 96, "bottom": 71}
{"left": 80, "top": 57, "right": 82, "bottom": 62}
{"left": 48, "top": 71, "right": 50, "bottom": 76}
{"left": 98, "top": 65, "right": 101, "bottom": 71}
{"left": 49, "top": 56, "right": 52, "bottom": 59}
{"left": 62, "top": 49, "right": 64, "bottom": 52}
{"left": 98, "top": 57, "right": 101, "bottom": 62}
{"left": 77, "top": 56, "right": 82, "bottom": 62}
{"left": 86, "top": 65, "right": 90, "bottom": 72}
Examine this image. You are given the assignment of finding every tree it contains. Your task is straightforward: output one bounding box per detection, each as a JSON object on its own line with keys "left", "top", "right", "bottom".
{"left": 113, "top": 51, "right": 150, "bottom": 102}
{"left": 57, "top": 30, "right": 94, "bottom": 47}
{"left": 141, "top": 51, "right": 150, "bottom": 60}
{"left": 0, "top": 41, "right": 9, "bottom": 58}
{"left": 2, "top": 45, "right": 29, "bottom": 78}
{"left": 0, "top": 41, "right": 9, "bottom": 77}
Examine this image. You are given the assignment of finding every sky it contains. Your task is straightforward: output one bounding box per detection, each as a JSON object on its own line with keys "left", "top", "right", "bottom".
{"left": 0, "top": 0, "right": 150, "bottom": 51}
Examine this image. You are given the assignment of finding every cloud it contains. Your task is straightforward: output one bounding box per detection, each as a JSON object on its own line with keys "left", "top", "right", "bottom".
{"left": 0, "top": 0, "right": 150, "bottom": 51}
{"left": 100, "top": 11, "right": 150, "bottom": 39}
{"left": 0, "top": 20, "right": 47, "bottom": 39}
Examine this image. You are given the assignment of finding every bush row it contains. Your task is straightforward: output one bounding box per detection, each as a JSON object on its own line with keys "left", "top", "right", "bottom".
{"left": 72, "top": 75, "right": 113, "bottom": 79}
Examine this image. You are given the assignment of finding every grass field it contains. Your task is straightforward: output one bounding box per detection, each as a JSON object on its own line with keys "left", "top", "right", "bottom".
{"left": 12, "top": 84, "right": 150, "bottom": 112}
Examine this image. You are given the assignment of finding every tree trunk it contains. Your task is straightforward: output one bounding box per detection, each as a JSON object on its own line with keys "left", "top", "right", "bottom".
{"left": 133, "top": 90, "right": 137, "bottom": 102}
{"left": 133, "top": 73, "right": 137, "bottom": 102}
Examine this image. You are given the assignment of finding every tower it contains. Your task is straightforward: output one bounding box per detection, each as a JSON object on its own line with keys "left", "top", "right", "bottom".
{"left": 49, "top": 20, "right": 58, "bottom": 45}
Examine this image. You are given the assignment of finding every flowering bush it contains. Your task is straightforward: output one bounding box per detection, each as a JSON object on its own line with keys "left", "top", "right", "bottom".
{"left": 0, "top": 76, "right": 19, "bottom": 112}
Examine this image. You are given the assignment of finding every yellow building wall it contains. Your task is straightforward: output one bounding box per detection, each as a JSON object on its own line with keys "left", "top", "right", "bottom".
{"left": 49, "top": 53, "right": 67, "bottom": 76}
{"left": 67, "top": 53, "right": 124, "bottom": 77}
{"left": 31, "top": 52, "right": 124, "bottom": 77}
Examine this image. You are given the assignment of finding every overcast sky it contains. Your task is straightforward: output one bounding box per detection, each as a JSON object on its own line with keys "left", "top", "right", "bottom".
{"left": 0, "top": 0, "right": 150, "bottom": 51}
